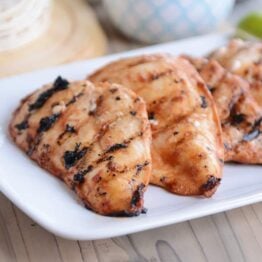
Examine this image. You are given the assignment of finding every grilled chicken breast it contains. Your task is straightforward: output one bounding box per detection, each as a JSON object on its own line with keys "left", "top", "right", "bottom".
{"left": 185, "top": 56, "right": 262, "bottom": 164}
{"left": 209, "top": 39, "right": 262, "bottom": 106}
{"left": 89, "top": 55, "right": 224, "bottom": 197}
{"left": 10, "top": 77, "right": 152, "bottom": 216}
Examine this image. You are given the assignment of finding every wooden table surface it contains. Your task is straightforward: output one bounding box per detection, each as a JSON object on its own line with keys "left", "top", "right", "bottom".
{"left": 1, "top": 1, "right": 262, "bottom": 261}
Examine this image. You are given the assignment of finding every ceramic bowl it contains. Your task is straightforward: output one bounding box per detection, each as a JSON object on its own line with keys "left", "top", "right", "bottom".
{"left": 103, "top": 0, "right": 235, "bottom": 43}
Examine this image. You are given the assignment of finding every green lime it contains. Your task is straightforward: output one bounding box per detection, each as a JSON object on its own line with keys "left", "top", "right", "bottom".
{"left": 238, "top": 12, "right": 262, "bottom": 39}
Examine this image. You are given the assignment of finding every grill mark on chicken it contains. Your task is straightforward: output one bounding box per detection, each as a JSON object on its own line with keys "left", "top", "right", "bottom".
{"left": 66, "top": 92, "right": 84, "bottom": 106}
{"left": 27, "top": 87, "right": 87, "bottom": 156}
{"left": 83, "top": 122, "right": 147, "bottom": 182}
{"left": 96, "top": 135, "right": 139, "bottom": 163}
{"left": 93, "top": 107, "right": 143, "bottom": 153}
{"left": 27, "top": 133, "right": 43, "bottom": 156}
{"left": 72, "top": 118, "right": 128, "bottom": 167}
{"left": 228, "top": 93, "right": 243, "bottom": 113}
{"left": 15, "top": 88, "right": 84, "bottom": 138}
{"left": 75, "top": 112, "right": 144, "bottom": 169}
{"left": 201, "top": 176, "right": 221, "bottom": 192}
{"left": 15, "top": 119, "right": 29, "bottom": 131}
{"left": 143, "top": 69, "right": 173, "bottom": 82}
{"left": 231, "top": 113, "right": 245, "bottom": 125}
{"left": 57, "top": 124, "right": 77, "bottom": 145}
{"left": 96, "top": 155, "right": 114, "bottom": 164}
{"left": 27, "top": 113, "right": 61, "bottom": 156}
{"left": 37, "top": 113, "right": 60, "bottom": 133}
{"left": 136, "top": 161, "right": 150, "bottom": 175}
{"left": 15, "top": 111, "right": 31, "bottom": 133}
{"left": 65, "top": 124, "right": 76, "bottom": 133}
{"left": 228, "top": 99, "right": 247, "bottom": 126}
{"left": 63, "top": 143, "right": 89, "bottom": 169}
{"left": 73, "top": 165, "right": 93, "bottom": 184}
{"left": 105, "top": 159, "right": 150, "bottom": 175}
{"left": 76, "top": 116, "right": 144, "bottom": 173}
{"left": 106, "top": 143, "right": 127, "bottom": 153}
{"left": 29, "top": 76, "right": 69, "bottom": 111}
{"left": 131, "top": 183, "right": 145, "bottom": 208}
{"left": 213, "top": 70, "right": 245, "bottom": 115}
{"left": 74, "top": 130, "right": 149, "bottom": 179}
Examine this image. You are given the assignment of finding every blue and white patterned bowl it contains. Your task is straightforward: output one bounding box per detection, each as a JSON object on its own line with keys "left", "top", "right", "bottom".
{"left": 103, "top": 0, "right": 235, "bottom": 43}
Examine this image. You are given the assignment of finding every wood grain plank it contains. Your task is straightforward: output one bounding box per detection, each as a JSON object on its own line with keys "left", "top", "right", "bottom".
{"left": 189, "top": 216, "right": 230, "bottom": 262}
{"left": 128, "top": 222, "right": 208, "bottom": 262}
{"left": 0, "top": 207, "right": 16, "bottom": 262}
{"left": 251, "top": 203, "right": 262, "bottom": 223}
{"left": 55, "top": 237, "right": 83, "bottom": 262}
{"left": 226, "top": 208, "right": 262, "bottom": 261}
{"left": 78, "top": 241, "right": 99, "bottom": 262}
{"left": 13, "top": 207, "right": 62, "bottom": 262}
{"left": 155, "top": 240, "right": 181, "bottom": 262}
{"left": 112, "top": 236, "right": 148, "bottom": 262}
{"left": 92, "top": 239, "right": 129, "bottom": 262}
{"left": 0, "top": 194, "right": 30, "bottom": 262}
{"left": 242, "top": 205, "right": 262, "bottom": 248}
{"left": 212, "top": 212, "right": 245, "bottom": 262}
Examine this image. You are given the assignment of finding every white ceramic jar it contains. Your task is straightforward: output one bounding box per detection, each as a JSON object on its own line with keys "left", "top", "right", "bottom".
{"left": 103, "top": 0, "right": 235, "bottom": 43}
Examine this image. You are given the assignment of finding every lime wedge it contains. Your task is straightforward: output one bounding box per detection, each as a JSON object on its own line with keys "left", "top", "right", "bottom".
{"left": 238, "top": 12, "right": 262, "bottom": 39}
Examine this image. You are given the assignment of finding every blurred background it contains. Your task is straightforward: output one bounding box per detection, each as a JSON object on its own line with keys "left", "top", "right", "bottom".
{"left": 0, "top": 0, "right": 261, "bottom": 77}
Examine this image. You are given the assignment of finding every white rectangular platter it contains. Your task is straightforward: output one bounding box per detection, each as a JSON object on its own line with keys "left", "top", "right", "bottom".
{"left": 0, "top": 33, "right": 262, "bottom": 240}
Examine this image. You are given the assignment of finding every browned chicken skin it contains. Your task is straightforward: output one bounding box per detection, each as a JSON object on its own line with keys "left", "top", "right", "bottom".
{"left": 185, "top": 56, "right": 262, "bottom": 164}
{"left": 89, "top": 55, "right": 224, "bottom": 197}
{"left": 9, "top": 77, "right": 152, "bottom": 216}
{"left": 209, "top": 39, "right": 262, "bottom": 107}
